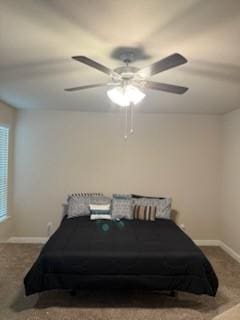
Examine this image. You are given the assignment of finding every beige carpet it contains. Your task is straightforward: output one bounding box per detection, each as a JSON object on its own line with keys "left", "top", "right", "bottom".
{"left": 213, "top": 303, "right": 240, "bottom": 320}
{"left": 0, "top": 244, "right": 240, "bottom": 320}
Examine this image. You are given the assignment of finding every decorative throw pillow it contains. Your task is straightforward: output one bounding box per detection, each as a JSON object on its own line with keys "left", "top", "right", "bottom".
{"left": 90, "top": 214, "right": 112, "bottom": 220}
{"left": 111, "top": 194, "right": 133, "bottom": 220}
{"left": 90, "top": 195, "right": 111, "bottom": 205}
{"left": 132, "top": 194, "right": 165, "bottom": 199}
{"left": 90, "top": 203, "right": 111, "bottom": 220}
{"left": 67, "top": 193, "right": 104, "bottom": 218}
{"left": 133, "top": 205, "right": 156, "bottom": 221}
{"left": 156, "top": 197, "right": 172, "bottom": 219}
{"left": 132, "top": 195, "right": 172, "bottom": 219}
{"left": 112, "top": 194, "right": 132, "bottom": 199}
{"left": 89, "top": 204, "right": 111, "bottom": 214}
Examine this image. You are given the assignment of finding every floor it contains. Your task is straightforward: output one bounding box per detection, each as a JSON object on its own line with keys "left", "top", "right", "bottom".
{"left": 0, "top": 244, "right": 240, "bottom": 320}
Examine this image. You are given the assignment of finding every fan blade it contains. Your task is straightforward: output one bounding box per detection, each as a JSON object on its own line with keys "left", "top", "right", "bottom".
{"left": 72, "top": 56, "right": 117, "bottom": 77}
{"left": 141, "top": 80, "right": 188, "bottom": 94}
{"left": 137, "top": 53, "right": 187, "bottom": 77}
{"left": 64, "top": 83, "right": 107, "bottom": 92}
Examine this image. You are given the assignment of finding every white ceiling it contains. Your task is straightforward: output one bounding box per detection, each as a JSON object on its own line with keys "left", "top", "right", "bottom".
{"left": 0, "top": 0, "right": 240, "bottom": 114}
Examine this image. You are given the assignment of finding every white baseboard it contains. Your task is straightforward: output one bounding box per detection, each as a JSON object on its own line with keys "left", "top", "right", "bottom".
{"left": 194, "top": 240, "right": 220, "bottom": 246}
{"left": 195, "top": 240, "right": 240, "bottom": 264}
{"left": 7, "top": 237, "right": 48, "bottom": 244}
{"left": 219, "top": 241, "right": 240, "bottom": 264}
{"left": 5, "top": 237, "right": 240, "bottom": 264}
{"left": 8, "top": 238, "right": 219, "bottom": 246}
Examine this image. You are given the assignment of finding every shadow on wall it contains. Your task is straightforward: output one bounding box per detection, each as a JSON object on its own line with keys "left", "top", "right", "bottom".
{"left": 170, "top": 209, "right": 179, "bottom": 224}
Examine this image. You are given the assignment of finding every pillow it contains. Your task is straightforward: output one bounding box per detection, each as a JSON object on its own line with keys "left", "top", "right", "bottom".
{"left": 112, "top": 194, "right": 132, "bottom": 199}
{"left": 156, "top": 197, "right": 172, "bottom": 219}
{"left": 132, "top": 195, "right": 172, "bottom": 219}
{"left": 132, "top": 194, "right": 165, "bottom": 199}
{"left": 133, "top": 205, "right": 156, "bottom": 221}
{"left": 111, "top": 194, "right": 133, "bottom": 220}
{"left": 89, "top": 204, "right": 111, "bottom": 214}
{"left": 90, "top": 203, "right": 111, "bottom": 220}
{"left": 90, "top": 195, "right": 111, "bottom": 205}
{"left": 90, "top": 214, "right": 112, "bottom": 220}
{"left": 67, "top": 193, "right": 104, "bottom": 218}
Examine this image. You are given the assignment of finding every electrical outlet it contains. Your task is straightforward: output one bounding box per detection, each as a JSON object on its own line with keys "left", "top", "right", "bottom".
{"left": 180, "top": 223, "right": 185, "bottom": 231}
{"left": 47, "top": 222, "right": 52, "bottom": 237}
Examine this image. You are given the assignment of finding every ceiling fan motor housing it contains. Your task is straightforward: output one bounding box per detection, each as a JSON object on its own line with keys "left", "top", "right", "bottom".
{"left": 119, "top": 52, "right": 136, "bottom": 64}
{"left": 114, "top": 66, "right": 140, "bottom": 82}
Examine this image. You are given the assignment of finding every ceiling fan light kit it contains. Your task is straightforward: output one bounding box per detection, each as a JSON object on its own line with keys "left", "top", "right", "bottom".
{"left": 107, "top": 85, "right": 146, "bottom": 107}
{"left": 65, "top": 52, "right": 188, "bottom": 140}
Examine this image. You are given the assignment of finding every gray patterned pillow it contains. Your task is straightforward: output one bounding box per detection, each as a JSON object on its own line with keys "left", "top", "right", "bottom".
{"left": 90, "top": 195, "right": 111, "bottom": 205}
{"left": 112, "top": 194, "right": 132, "bottom": 199}
{"left": 67, "top": 193, "right": 108, "bottom": 218}
{"left": 156, "top": 197, "right": 172, "bottom": 219}
{"left": 132, "top": 196, "right": 171, "bottom": 219}
{"left": 111, "top": 195, "right": 133, "bottom": 220}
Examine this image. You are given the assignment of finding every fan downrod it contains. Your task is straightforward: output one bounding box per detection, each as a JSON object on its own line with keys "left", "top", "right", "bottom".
{"left": 119, "top": 52, "right": 135, "bottom": 65}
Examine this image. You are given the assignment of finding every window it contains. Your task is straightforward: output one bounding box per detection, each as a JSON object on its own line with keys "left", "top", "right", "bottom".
{"left": 0, "top": 125, "right": 9, "bottom": 219}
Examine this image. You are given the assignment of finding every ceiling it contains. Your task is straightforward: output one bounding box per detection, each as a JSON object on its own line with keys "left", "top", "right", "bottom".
{"left": 0, "top": 0, "right": 240, "bottom": 114}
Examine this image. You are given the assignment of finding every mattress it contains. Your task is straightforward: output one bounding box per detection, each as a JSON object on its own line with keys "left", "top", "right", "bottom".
{"left": 24, "top": 216, "right": 218, "bottom": 296}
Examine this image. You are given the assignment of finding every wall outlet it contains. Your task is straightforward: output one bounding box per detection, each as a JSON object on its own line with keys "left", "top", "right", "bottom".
{"left": 47, "top": 222, "right": 53, "bottom": 236}
{"left": 180, "top": 223, "right": 185, "bottom": 231}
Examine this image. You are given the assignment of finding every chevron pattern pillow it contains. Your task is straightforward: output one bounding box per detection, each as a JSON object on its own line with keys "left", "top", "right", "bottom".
{"left": 67, "top": 193, "right": 107, "bottom": 218}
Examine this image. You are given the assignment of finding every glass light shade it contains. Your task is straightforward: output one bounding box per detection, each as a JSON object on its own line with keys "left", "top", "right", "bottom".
{"left": 107, "top": 86, "right": 129, "bottom": 107}
{"left": 125, "top": 85, "right": 146, "bottom": 105}
{"left": 107, "top": 85, "right": 145, "bottom": 107}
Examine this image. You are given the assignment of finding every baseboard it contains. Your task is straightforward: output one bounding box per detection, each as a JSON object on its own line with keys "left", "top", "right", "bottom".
{"left": 5, "top": 237, "right": 240, "bottom": 264}
{"left": 7, "top": 237, "right": 48, "bottom": 244}
{"left": 194, "top": 240, "right": 220, "bottom": 246}
{"left": 7, "top": 238, "right": 219, "bottom": 246}
{"left": 219, "top": 241, "right": 240, "bottom": 264}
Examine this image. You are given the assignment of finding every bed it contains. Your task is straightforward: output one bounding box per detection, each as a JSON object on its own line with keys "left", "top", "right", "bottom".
{"left": 24, "top": 216, "right": 218, "bottom": 296}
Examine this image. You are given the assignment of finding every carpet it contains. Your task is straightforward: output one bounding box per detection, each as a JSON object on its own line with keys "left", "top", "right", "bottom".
{"left": 0, "top": 244, "right": 240, "bottom": 320}
{"left": 213, "top": 303, "right": 240, "bottom": 320}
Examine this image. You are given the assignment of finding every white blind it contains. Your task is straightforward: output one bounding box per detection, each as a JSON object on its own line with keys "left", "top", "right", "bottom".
{"left": 0, "top": 126, "right": 9, "bottom": 218}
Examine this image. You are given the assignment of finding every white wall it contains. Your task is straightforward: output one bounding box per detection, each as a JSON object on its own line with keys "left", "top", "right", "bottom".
{"left": 0, "top": 101, "right": 16, "bottom": 241}
{"left": 13, "top": 110, "right": 221, "bottom": 239}
{"left": 221, "top": 109, "right": 240, "bottom": 255}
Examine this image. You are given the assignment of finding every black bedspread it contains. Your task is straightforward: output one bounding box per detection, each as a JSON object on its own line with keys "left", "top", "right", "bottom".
{"left": 24, "top": 217, "right": 218, "bottom": 296}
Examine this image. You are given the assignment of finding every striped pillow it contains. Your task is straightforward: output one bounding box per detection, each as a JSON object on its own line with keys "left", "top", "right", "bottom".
{"left": 90, "top": 204, "right": 111, "bottom": 220}
{"left": 133, "top": 205, "right": 156, "bottom": 221}
{"left": 132, "top": 195, "right": 172, "bottom": 219}
{"left": 89, "top": 204, "right": 111, "bottom": 214}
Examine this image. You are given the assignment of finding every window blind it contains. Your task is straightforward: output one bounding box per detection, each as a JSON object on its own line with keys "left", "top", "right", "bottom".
{"left": 0, "top": 126, "right": 9, "bottom": 219}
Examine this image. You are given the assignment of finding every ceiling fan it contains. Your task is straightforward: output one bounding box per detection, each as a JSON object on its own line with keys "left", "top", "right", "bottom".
{"left": 65, "top": 53, "right": 188, "bottom": 106}
{"left": 65, "top": 52, "right": 188, "bottom": 139}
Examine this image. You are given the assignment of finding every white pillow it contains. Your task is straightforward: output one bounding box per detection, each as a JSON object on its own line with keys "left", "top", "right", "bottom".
{"left": 90, "top": 214, "right": 112, "bottom": 220}
{"left": 89, "top": 204, "right": 111, "bottom": 211}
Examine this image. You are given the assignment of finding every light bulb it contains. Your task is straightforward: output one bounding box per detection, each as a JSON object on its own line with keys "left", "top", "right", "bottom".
{"left": 107, "top": 85, "right": 145, "bottom": 107}
{"left": 107, "top": 87, "right": 129, "bottom": 107}
{"left": 125, "top": 85, "right": 146, "bottom": 105}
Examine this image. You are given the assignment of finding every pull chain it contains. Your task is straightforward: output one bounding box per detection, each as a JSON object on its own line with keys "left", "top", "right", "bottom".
{"left": 130, "top": 102, "right": 134, "bottom": 134}
{"left": 124, "top": 105, "right": 128, "bottom": 141}
{"left": 123, "top": 103, "right": 134, "bottom": 140}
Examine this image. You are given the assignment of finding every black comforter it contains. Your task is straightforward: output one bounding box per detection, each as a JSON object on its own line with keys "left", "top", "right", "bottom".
{"left": 24, "top": 217, "right": 218, "bottom": 296}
